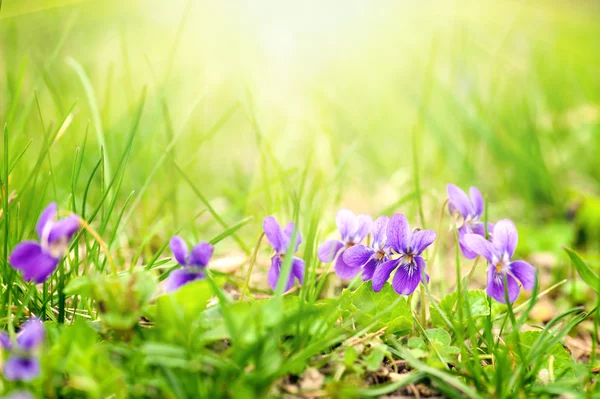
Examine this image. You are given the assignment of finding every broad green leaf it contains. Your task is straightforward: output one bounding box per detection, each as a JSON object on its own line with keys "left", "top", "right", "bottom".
{"left": 425, "top": 328, "right": 460, "bottom": 364}
{"left": 47, "top": 321, "right": 126, "bottom": 398}
{"left": 518, "top": 331, "right": 575, "bottom": 380}
{"left": 364, "top": 345, "right": 387, "bottom": 371}
{"left": 344, "top": 346, "right": 359, "bottom": 367}
{"left": 430, "top": 289, "right": 490, "bottom": 327}
{"left": 425, "top": 328, "right": 451, "bottom": 347}
{"left": 64, "top": 275, "right": 94, "bottom": 297}
{"left": 348, "top": 283, "right": 412, "bottom": 333}
{"left": 407, "top": 330, "right": 459, "bottom": 366}
{"left": 565, "top": 247, "right": 600, "bottom": 293}
{"left": 408, "top": 337, "right": 427, "bottom": 351}
{"left": 155, "top": 279, "right": 213, "bottom": 329}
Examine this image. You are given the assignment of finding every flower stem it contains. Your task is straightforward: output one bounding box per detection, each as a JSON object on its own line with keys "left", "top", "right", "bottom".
{"left": 465, "top": 256, "right": 481, "bottom": 286}
{"left": 241, "top": 232, "right": 264, "bottom": 301}
{"left": 73, "top": 214, "right": 118, "bottom": 275}
{"left": 420, "top": 283, "right": 427, "bottom": 328}
{"left": 429, "top": 198, "right": 448, "bottom": 292}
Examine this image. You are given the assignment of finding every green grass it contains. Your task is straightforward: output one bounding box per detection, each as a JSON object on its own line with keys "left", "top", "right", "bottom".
{"left": 1, "top": 0, "right": 600, "bottom": 397}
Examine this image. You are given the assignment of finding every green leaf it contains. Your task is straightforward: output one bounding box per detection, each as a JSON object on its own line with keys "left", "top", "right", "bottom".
{"left": 424, "top": 328, "right": 460, "bottom": 363}
{"left": 142, "top": 342, "right": 190, "bottom": 369}
{"left": 364, "top": 345, "right": 387, "bottom": 371}
{"left": 425, "top": 328, "right": 451, "bottom": 347}
{"left": 47, "top": 320, "right": 126, "bottom": 397}
{"left": 430, "top": 289, "right": 490, "bottom": 327}
{"left": 407, "top": 329, "right": 460, "bottom": 366}
{"left": 344, "top": 346, "right": 359, "bottom": 367}
{"left": 155, "top": 279, "right": 213, "bottom": 327}
{"left": 348, "top": 283, "right": 412, "bottom": 333}
{"left": 518, "top": 331, "right": 575, "bottom": 380}
{"left": 564, "top": 247, "right": 600, "bottom": 293}
{"left": 408, "top": 336, "right": 427, "bottom": 351}
{"left": 64, "top": 275, "right": 94, "bottom": 297}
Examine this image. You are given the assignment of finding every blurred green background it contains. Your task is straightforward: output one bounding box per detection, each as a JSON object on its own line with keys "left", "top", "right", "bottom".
{"left": 1, "top": 0, "right": 600, "bottom": 259}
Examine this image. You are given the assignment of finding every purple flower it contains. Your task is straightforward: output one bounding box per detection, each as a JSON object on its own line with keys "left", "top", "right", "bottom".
{"left": 463, "top": 219, "right": 536, "bottom": 303}
{"left": 263, "top": 216, "right": 305, "bottom": 292}
{"left": 9, "top": 203, "right": 80, "bottom": 283}
{"left": 447, "top": 184, "right": 494, "bottom": 259}
{"left": 372, "top": 214, "right": 436, "bottom": 296}
{"left": 0, "top": 318, "right": 45, "bottom": 381}
{"left": 165, "top": 236, "right": 213, "bottom": 292}
{"left": 342, "top": 216, "right": 391, "bottom": 281}
{"left": 317, "top": 209, "right": 373, "bottom": 279}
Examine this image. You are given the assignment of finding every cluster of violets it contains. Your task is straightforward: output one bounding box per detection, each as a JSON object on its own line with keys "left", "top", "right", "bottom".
{"left": 314, "top": 184, "right": 536, "bottom": 302}
{"left": 2, "top": 183, "right": 536, "bottom": 383}
{"left": 318, "top": 211, "right": 436, "bottom": 296}
{"left": 264, "top": 184, "right": 535, "bottom": 303}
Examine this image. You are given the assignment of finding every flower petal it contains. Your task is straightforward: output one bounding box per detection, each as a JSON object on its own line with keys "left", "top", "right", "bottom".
{"left": 459, "top": 239, "right": 479, "bottom": 260}
{"left": 334, "top": 249, "right": 361, "bottom": 279}
{"left": 283, "top": 222, "right": 302, "bottom": 252}
{"left": 9, "top": 241, "right": 59, "bottom": 283}
{"left": 0, "top": 332, "right": 11, "bottom": 350}
{"left": 361, "top": 258, "right": 380, "bottom": 281}
{"left": 447, "top": 184, "right": 473, "bottom": 217}
{"left": 487, "top": 267, "right": 520, "bottom": 304}
{"left": 47, "top": 215, "right": 80, "bottom": 244}
{"left": 372, "top": 258, "right": 400, "bottom": 292}
{"left": 164, "top": 268, "right": 204, "bottom": 292}
{"left": 317, "top": 240, "right": 343, "bottom": 262}
{"left": 336, "top": 209, "right": 358, "bottom": 242}
{"left": 267, "top": 256, "right": 297, "bottom": 292}
{"left": 492, "top": 219, "right": 518, "bottom": 258}
{"left": 263, "top": 216, "right": 285, "bottom": 253}
{"left": 343, "top": 245, "right": 374, "bottom": 268}
{"left": 470, "top": 222, "right": 494, "bottom": 238}
{"left": 16, "top": 318, "right": 45, "bottom": 350}
{"left": 458, "top": 229, "right": 479, "bottom": 259}
{"left": 267, "top": 256, "right": 280, "bottom": 291}
{"left": 3, "top": 356, "right": 40, "bottom": 381}
{"left": 386, "top": 214, "right": 411, "bottom": 253}
{"left": 410, "top": 230, "right": 436, "bottom": 255}
{"left": 292, "top": 257, "right": 305, "bottom": 285}
{"left": 36, "top": 203, "right": 57, "bottom": 239}
{"left": 189, "top": 242, "right": 214, "bottom": 267}
{"left": 371, "top": 216, "right": 389, "bottom": 250}
{"left": 462, "top": 234, "right": 495, "bottom": 263}
{"left": 351, "top": 215, "right": 373, "bottom": 243}
{"left": 469, "top": 186, "right": 484, "bottom": 217}
{"left": 169, "top": 236, "right": 188, "bottom": 265}
{"left": 510, "top": 260, "right": 536, "bottom": 290}
{"left": 391, "top": 257, "right": 425, "bottom": 295}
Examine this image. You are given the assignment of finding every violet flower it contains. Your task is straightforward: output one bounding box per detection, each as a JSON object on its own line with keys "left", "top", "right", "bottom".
{"left": 447, "top": 184, "right": 494, "bottom": 259}
{"left": 342, "top": 216, "right": 391, "bottom": 281}
{"left": 372, "top": 214, "right": 436, "bottom": 295}
{"left": 463, "top": 219, "right": 536, "bottom": 303}
{"left": 165, "top": 236, "right": 213, "bottom": 292}
{"left": 9, "top": 203, "right": 80, "bottom": 283}
{"left": 317, "top": 209, "right": 372, "bottom": 279}
{"left": 0, "top": 318, "right": 45, "bottom": 381}
{"left": 263, "top": 216, "right": 304, "bottom": 292}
